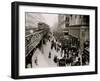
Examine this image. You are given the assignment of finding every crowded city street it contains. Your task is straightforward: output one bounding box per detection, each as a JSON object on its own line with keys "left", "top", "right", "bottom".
{"left": 25, "top": 13, "right": 89, "bottom": 68}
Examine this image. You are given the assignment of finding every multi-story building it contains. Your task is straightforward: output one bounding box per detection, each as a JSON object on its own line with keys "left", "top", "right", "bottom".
{"left": 58, "top": 14, "right": 89, "bottom": 50}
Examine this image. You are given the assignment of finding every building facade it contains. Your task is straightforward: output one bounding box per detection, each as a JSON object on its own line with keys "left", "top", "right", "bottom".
{"left": 58, "top": 14, "right": 89, "bottom": 50}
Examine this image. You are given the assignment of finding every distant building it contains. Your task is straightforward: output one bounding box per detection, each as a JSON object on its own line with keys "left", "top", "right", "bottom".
{"left": 58, "top": 14, "right": 89, "bottom": 50}
{"left": 25, "top": 13, "right": 45, "bottom": 36}
{"left": 25, "top": 13, "right": 45, "bottom": 29}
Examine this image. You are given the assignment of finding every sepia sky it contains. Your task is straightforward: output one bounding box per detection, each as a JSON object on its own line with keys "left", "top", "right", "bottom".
{"left": 42, "top": 14, "right": 58, "bottom": 27}
{"left": 25, "top": 12, "right": 58, "bottom": 30}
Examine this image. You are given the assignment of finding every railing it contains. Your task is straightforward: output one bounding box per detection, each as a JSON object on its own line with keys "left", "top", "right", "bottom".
{"left": 25, "top": 30, "right": 46, "bottom": 57}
